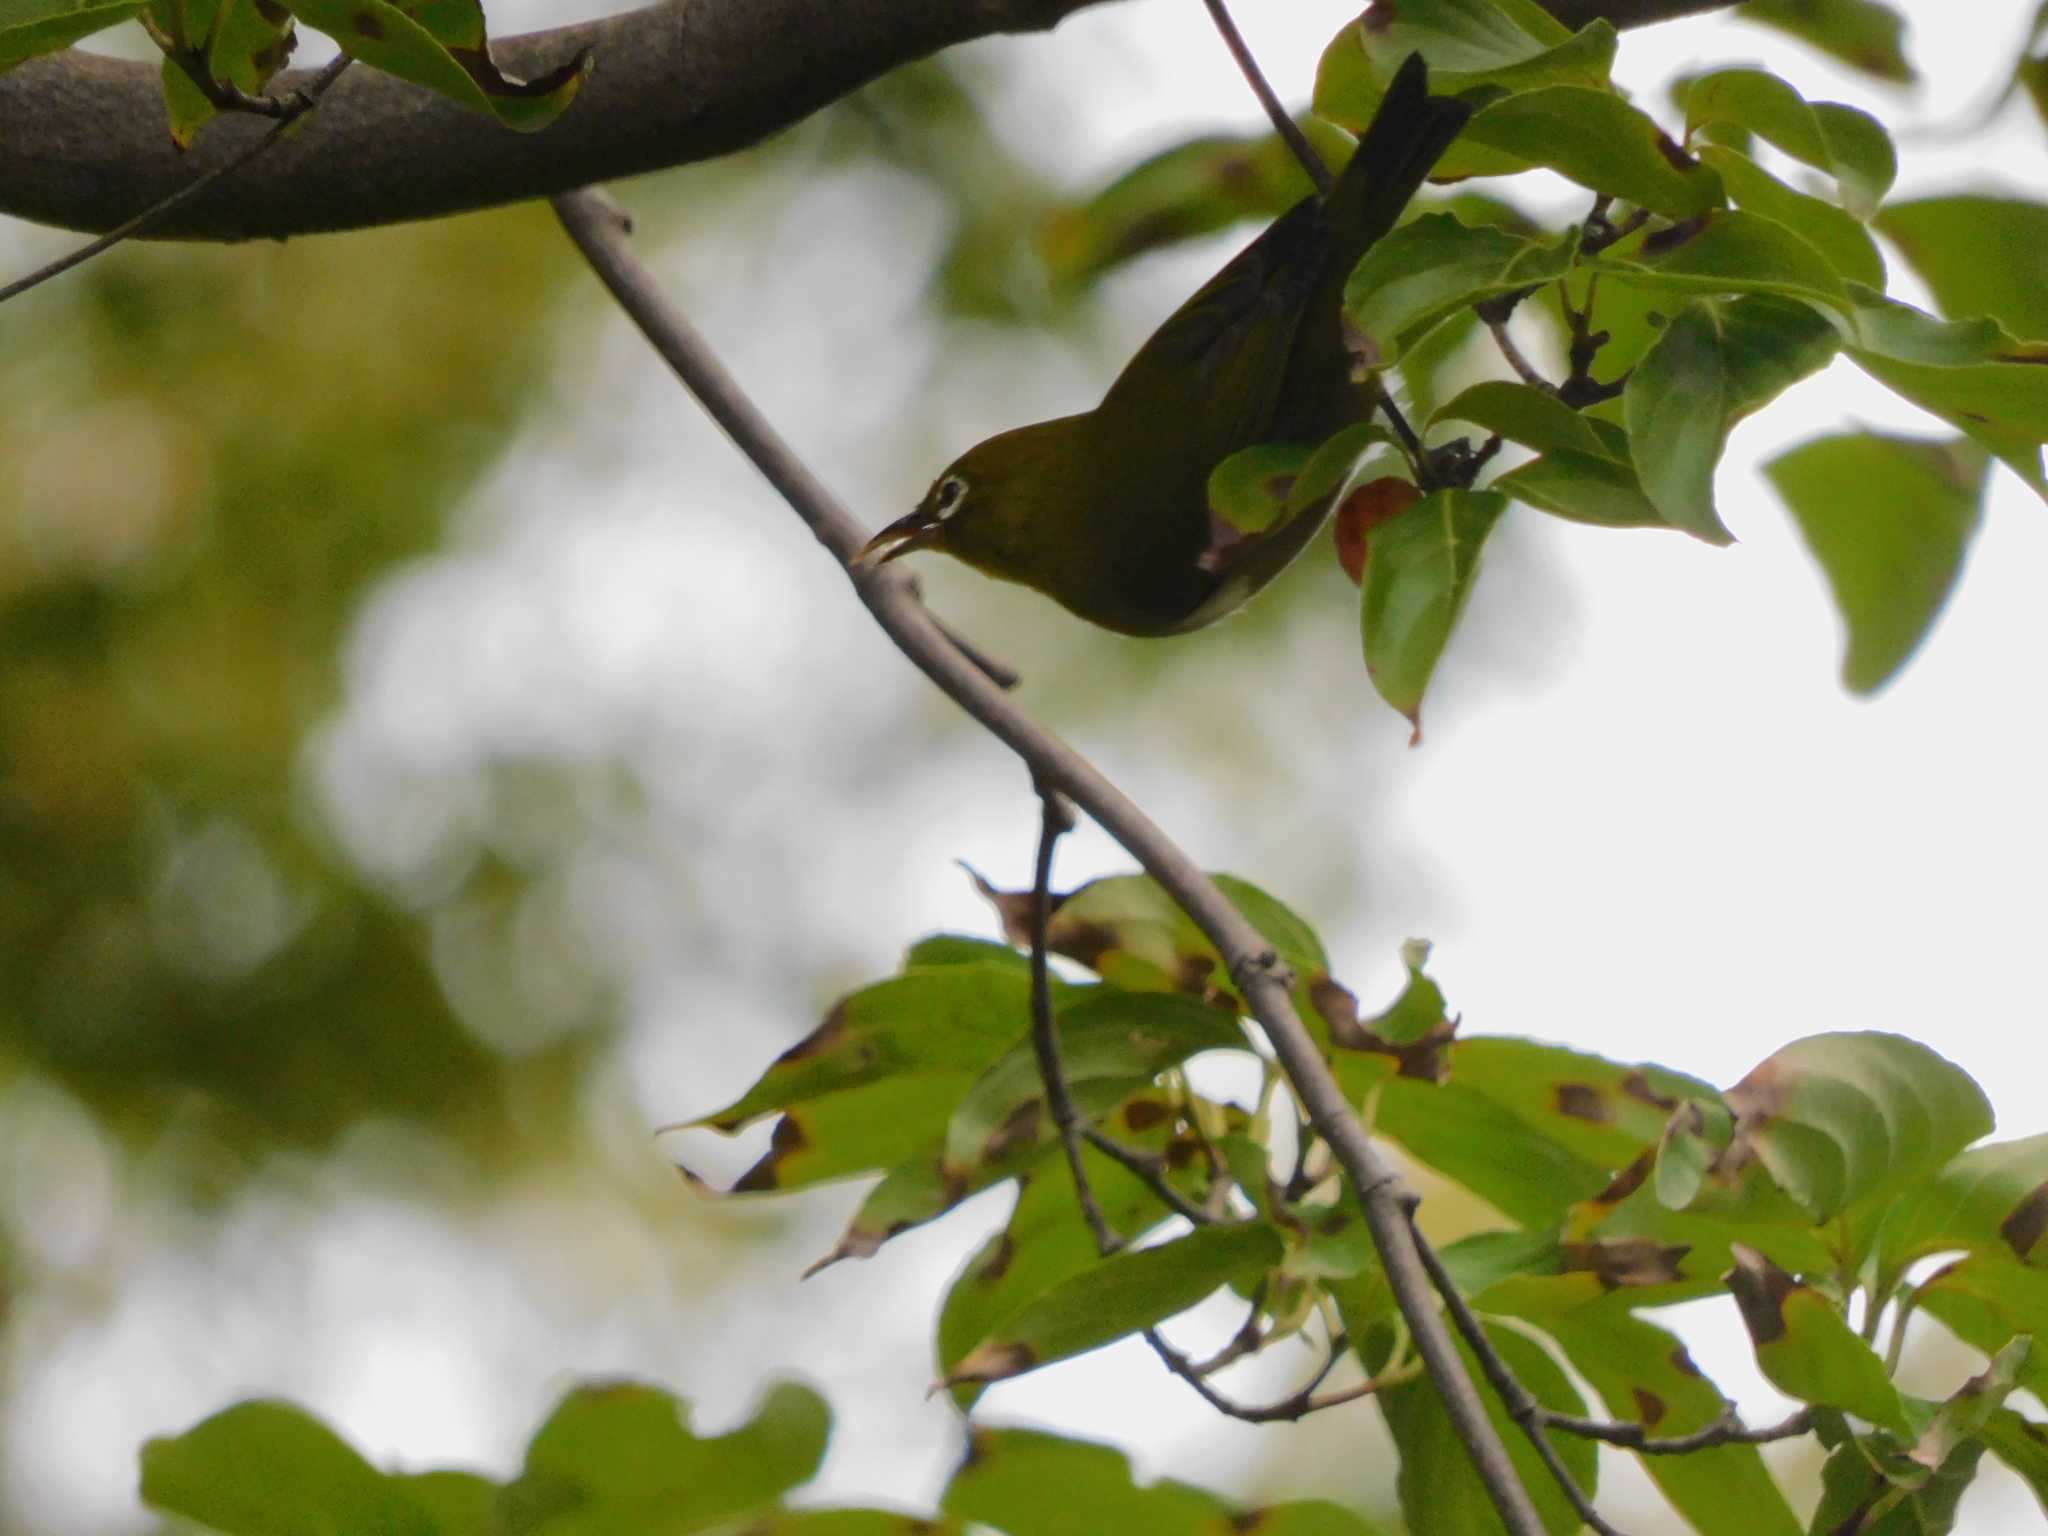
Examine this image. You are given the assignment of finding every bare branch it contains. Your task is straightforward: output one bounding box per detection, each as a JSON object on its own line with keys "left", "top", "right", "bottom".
{"left": 1080, "top": 1126, "right": 1216, "bottom": 1227}
{"left": 550, "top": 185, "right": 1549, "bottom": 1536}
{"left": 1197, "top": 0, "right": 1332, "bottom": 197}
{"left": 6, "top": 0, "right": 1749, "bottom": 243}
{"left": 1549, "top": 1405, "right": 1816, "bottom": 1454}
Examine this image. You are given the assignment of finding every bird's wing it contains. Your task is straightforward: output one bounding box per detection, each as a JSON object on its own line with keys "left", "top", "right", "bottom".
{"left": 1094, "top": 195, "right": 1329, "bottom": 456}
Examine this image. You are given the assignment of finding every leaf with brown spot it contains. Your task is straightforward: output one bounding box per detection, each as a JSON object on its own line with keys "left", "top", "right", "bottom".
{"left": 1726, "top": 1243, "right": 1909, "bottom": 1432}
{"left": 1872, "top": 1133, "right": 2048, "bottom": 1293}
{"left": 1447, "top": 1036, "right": 1721, "bottom": 1171}
{"left": 1724, "top": 1031, "right": 1992, "bottom": 1225}
{"left": 1912, "top": 1254, "right": 2048, "bottom": 1407}
{"left": 279, "top": 0, "right": 586, "bottom": 130}
{"left": 1531, "top": 1308, "right": 1803, "bottom": 1536}
{"left": 1560, "top": 1237, "right": 1690, "bottom": 1289}
{"left": 943, "top": 1222, "right": 1283, "bottom": 1388}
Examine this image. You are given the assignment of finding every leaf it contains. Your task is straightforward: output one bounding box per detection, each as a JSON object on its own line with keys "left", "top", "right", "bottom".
{"left": 1811, "top": 1432, "right": 1986, "bottom": 1536}
{"left": 1375, "top": 1323, "right": 1594, "bottom": 1536}
{"left": 944, "top": 1222, "right": 1282, "bottom": 1386}
{"left": 1683, "top": 68, "right": 1896, "bottom": 217}
{"left": 935, "top": 1140, "right": 1194, "bottom": 1410}
{"left": 507, "top": 1381, "right": 830, "bottom": 1532}
{"left": 1725, "top": 1245, "right": 1910, "bottom": 1433}
{"left": 1980, "top": 1408, "right": 2048, "bottom": 1518}
{"left": 1494, "top": 450, "right": 1672, "bottom": 529}
{"left": 278, "top": 0, "right": 587, "bottom": 131}
{"left": 1344, "top": 215, "right": 1576, "bottom": 370}
{"left": 1874, "top": 1132, "right": 2048, "bottom": 1282}
{"left": 669, "top": 963, "right": 1035, "bottom": 1194}
{"left": 1038, "top": 120, "right": 1349, "bottom": 295}
{"left": 1463, "top": 87, "right": 1725, "bottom": 218}
{"left": 1876, "top": 196, "right": 2048, "bottom": 341}
{"left": 940, "top": 1426, "right": 1393, "bottom": 1536}
{"left": 1696, "top": 145, "right": 1886, "bottom": 290}
{"left": 1736, "top": 0, "right": 1915, "bottom": 83}
{"left": 1433, "top": 380, "right": 1609, "bottom": 458}
{"left": 1535, "top": 1308, "right": 1804, "bottom": 1536}
{"left": 973, "top": 869, "right": 1356, "bottom": 1047}
{"left": 1914, "top": 1255, "right": 2048, "bottom": 1406}
{"left": 1723, "top": 1031, "right": 1994, "bottom": 1225}
{"left": 1359, "top": 489, "right": 1507, "bottom": 737}
{"left": 1371, "top": 1075, "right": 1613, "bottom": 1225}
{"left": 1842, "top": 294, "right": 2048, "bottom": 498}
{"left": 140, "top": 1400, "right": 447, "bottom": 1536}
{"left": 0, "top": 0, "right": 143, "bottom": 72}
{"left": 1446, "top": 1037, "right": 1721, "bottom": 1172}
{"left": 1593, "top": 209, "right": 1854, "bottom": 313}
{"left": 1624, "top": 295, "right": 1840, "bottom": 542}
{"left": 1766, "top": 431, "right": 1989, "bottom": 694}
{"left": 1902, "top": 1339, "right": 2031, "bottom": 1483}
{"left": 1335, "top": 475, "right": 1423, "bottom": 585}
{"left": 1209, "top": 443, "right": 1315, "bottom": 538}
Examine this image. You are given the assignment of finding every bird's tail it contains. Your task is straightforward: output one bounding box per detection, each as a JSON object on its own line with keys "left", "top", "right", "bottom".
{"left": 1319, "top": 52, "right": 1472, "bottom": 253}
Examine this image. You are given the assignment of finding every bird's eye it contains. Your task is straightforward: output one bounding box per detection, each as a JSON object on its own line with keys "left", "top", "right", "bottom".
{"left": 933, "top": 475, "right": 969, "bottom": 519}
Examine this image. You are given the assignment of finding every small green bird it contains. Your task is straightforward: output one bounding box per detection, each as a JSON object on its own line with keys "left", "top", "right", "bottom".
{"left": 856, "top": 54, "right": 1471, "bottom": 636}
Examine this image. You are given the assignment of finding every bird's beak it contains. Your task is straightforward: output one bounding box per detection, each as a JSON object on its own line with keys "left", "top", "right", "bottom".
{"left": 852, "top": 509, "right": 943, "bottom": 572}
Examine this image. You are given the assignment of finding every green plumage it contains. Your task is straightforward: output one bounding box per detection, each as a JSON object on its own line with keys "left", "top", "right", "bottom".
{"left": 860, "top": 55, "right": 1472, "bottom": 636}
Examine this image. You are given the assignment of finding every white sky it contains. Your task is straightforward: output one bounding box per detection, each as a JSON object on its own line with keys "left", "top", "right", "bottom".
{"left": 4, "top": 1, "right": 2046, "bottom": 1532}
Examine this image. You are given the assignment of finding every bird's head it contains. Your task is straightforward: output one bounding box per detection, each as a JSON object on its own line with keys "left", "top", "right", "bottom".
{"left": 852, "top": 422, "right": 1084, "bottom": 581}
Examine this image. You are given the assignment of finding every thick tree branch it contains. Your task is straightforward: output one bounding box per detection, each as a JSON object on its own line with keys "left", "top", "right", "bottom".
{"left": 550, "top": 186, "right": 1549, "bottom": 1536}
{"left": 3, "top": 0, "right": 1745, "bottom": 243}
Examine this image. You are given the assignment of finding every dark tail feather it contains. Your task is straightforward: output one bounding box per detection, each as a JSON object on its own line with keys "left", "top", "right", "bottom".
{"left": 1320, "top": 52, "right": 1471, "bottom": 251}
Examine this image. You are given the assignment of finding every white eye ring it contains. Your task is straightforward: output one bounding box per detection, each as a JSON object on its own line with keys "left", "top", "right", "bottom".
{"left": 933, "top": 475, "right": 969, "bottom": 520}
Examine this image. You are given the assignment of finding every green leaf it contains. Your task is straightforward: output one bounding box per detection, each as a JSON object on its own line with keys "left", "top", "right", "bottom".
{"left": 1624, "top": 295, "right": 1840, "bottom": 542}
{"left": 1433, "top": 380, "right": 1607, "bottom": 456}
{"left": 1736, "top": 0, "right": 1914, "bottom": 83}
{"left": 941, "top": 1426, "right": 1393, "bottom": 1536}
{"left": 978, "top": 870, "right": 1356, "bottom": 1047}
{"left": 1593, "top": 209, "right": 1854, "bottom": 313}
{"left": 1725, "top": 1245, "right": 1910, "bottom": 1433}
{"left": 1980, "top": 1408, "right": 2048, "bottom": 1518}
{"left": 944, "top": 992, "right": 1243, "bottom": 1173}
{"left": 1535, "top": 1309, "right": 1803, "bottom": 1536}
{"left": 140, "top": 1401, "right": 447, "bottom": 1536}
{"left": 277, "top": 0, "right": 587, "bottom": 130}
{"left": 1447, "top": 1037, "right": 1721, "bottom": 1172}
{"left": 1038, "top": 120, "right": 1348, "bottom": 295}
{"left": 1360, "top": 489, "right": 1506, "bottom": 736}
{"left": 1683, "top": 68, "right": 1896, "bottom": 217}
{"left": 1915, "top": 1256, "right": 2048, "bottom": 1406}
{"left": 1901, "top": 1339, "right": 2032, "bottom": 1485}
{"left": 0, "top": 0, "right": 143, "bottom": 71}
{"left": 669, "top": 963, "right": 1035, "bottom": 1193}
{"left": 1842, "top": 294, "right": 2048, "bottom": 497}
{"left": 945, "top": 1222, "right": 1282, "bottom": 1386}
{"left": 1376, "top": 1323, "right": 1594, "bottom": 1536}
{"left": 1811, "top": 1433, "right": 1986, "bottom": 1536}
{"left": 1877, "top": 196, "right": 2048, "bottom": 341}
{"left": 1724, "top": 1031, "right": 1994, "bottom": 1224}
{"left": 1344, "top": 215, "right": 1576, "bottom": 371}
{"left": 506, "top": 1381, "right": 830, "bottom": 1533}
{"left": 1372, "top": 1075, "right": 1613, "bottom": 1224}
{"left": 936, "top": 1141, "right": 1195, "bottom": 1410}
{"left": 1697, "top": 145, "right": 1886, "bottom": 290}
{"left": 1766, "top": 431, "right": 1989, "bottom": 694}
{"left": 1463, "top": 87, "right": 1725, "bottom": 218}
{"left": 1874, "top": 1133, "right": 2048, "bottom": 1283}
{"left": 159, "top": 52, "right": 221, "bottom": 148}
{"left": 1494, "top": 450, "right": 1673, "bottom": 529}
{"left": 1209, "top": 443, "right": 1314, "bottom": 538}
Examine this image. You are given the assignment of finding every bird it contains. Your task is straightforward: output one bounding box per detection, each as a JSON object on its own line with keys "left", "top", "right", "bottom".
{"left": 854, "top": 54, "right": 1472, "bottom": 636}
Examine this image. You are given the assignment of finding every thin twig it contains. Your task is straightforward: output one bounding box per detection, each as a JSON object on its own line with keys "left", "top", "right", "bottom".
{"left": 550, "top": 188, "right": 1548, "bottom": 1536}
{"left": 1412, "top": 1233, "right": 1628, "bottom": 1536}
{"left": 1480, "top": 311, "right": 1554, "bottom": 393}
{"left": 0, "top": 55, "right": 351, "bottom": 309}
{"left": 1147, "top": 1325, "right": 1394, "bottom": 1422}
{"left": 1080, "top": 1127, "right": 1215, "bottom": 1227}
{"left": 1195, "top": 0, "right": 1333, "bottom": 196}
{"left": 1187, "top": 1282, "right": 1268, "bottom": 1376}
{"left": 1025, "top": 782, "right": 1119, "bottom": 1252}
{"left": 1548, "top": 1405, "right": 1816, "bottom": 1454}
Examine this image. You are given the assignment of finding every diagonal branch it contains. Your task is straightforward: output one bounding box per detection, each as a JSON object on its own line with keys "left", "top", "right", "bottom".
{"left": 4, "top": 0, "right": 1749, "bottom": 243}
{"left": 549, "top": 185, "right": 1549, "bottom": 1536}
